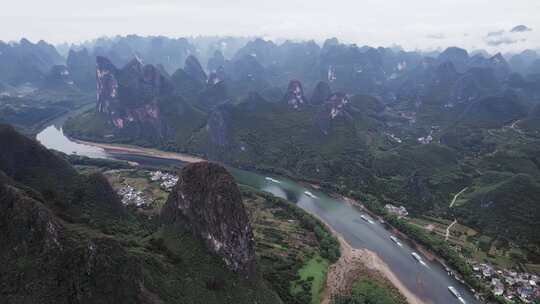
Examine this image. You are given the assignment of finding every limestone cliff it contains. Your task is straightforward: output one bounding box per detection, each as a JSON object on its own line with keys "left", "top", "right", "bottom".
{"left": 161, "top": 162, "right": 256, "bottom": 279}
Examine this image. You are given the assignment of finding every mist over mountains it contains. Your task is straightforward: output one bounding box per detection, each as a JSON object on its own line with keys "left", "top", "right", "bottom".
{"left": 2, "top": 31, "right": 540, "bottom": 303}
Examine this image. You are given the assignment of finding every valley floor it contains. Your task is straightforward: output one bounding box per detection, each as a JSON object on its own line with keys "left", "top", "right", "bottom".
{"left": 53, "top": 137, "right": 470, "bottom": 304}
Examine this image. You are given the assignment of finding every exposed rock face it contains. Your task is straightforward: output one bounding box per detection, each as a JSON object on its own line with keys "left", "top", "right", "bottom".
{"left": 161, "top": 162, "right": 256, "bottom": 279}
{"left": 184, "top": 55, "right": 207, "bottom": 85}
{"left": 96, "top": 56, "right": 119, "bottom": 114}
{"left": 327, "top": 92, "right": 350, "bottom": 119}
{"left": 310, "top": 81, "right": 332, "bottom": 105}
{"left": 283, "top": 80, "right": 306, "bottom": 109}
{"left": 96, "top": 56, "right": 173, "bottom": 134}
{"left": 318, "top": 92, "right": 351, "bottom": 135}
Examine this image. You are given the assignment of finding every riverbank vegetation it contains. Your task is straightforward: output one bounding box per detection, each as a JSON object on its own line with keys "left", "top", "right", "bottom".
{"left": 331, "top": 274, "right": 408, "bottom": 304}
{"left": 241, "top": 186, "right": 340, "bottom": 304}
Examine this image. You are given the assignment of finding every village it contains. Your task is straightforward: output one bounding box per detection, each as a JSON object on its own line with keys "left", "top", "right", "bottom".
{"left": 149, "top": 170, "right": 179, "bottom": 192}
{"left": 472, "top": 263, "right": 540, "bottom": 303}
{"left": 384, "top": 203, "right": 539, "bottom": 303}
{"left": 115, "top": 170, "right": 179, "bottom": 207}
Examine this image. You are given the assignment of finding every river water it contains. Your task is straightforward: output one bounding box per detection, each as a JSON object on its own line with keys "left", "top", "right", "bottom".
{"left": 36, "top": 117, "right": 480, "bottom": 304}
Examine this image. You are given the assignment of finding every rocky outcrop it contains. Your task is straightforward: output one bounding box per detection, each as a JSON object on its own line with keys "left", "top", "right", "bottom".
{"left": 318, "top": 92, "right": 351, "bottom": 135}
{"left": 96, "top": 56, "right": 119, "bottom": 114}
{"left": 184, "top": 55, "right": 207, "bottom": 85}
{"left": 310, "top": 81, "right": 332, "bottom": 105}
{"left": 283, "top": 80, "right": 306, "bottom": 109}
{"left": 96, "top": 56, "right": 173, "bottom": 135}
{"left": 326, "top": 92, "right": 350, "bottom": 119}
{"left": 161, "top": 162, "right": 256, "bottom": 279}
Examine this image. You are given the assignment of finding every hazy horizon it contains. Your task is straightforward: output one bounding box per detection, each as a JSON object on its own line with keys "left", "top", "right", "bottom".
{"left": 2, "top": 0, "right": 540, "bottom": 54}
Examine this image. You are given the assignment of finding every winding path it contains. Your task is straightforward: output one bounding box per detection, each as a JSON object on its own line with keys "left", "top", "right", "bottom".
{"left": 445, "top": 219, "right": 458, "bottom": 241}
{"left": 449, "top": 187, "right": 468, "bottom": 208}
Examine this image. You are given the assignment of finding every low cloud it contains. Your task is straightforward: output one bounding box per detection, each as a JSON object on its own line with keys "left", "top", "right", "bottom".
{"left": 510, "top": 25, "right": 532, "bottom": 32}
{"left": 486, "top": 30, "right": 505, "bottom": 37}
{"left": 485, "top": 36, "right": 525, "bottom": 46}
{"left": 426, "top": 33, "right": 446, "bottom": 40}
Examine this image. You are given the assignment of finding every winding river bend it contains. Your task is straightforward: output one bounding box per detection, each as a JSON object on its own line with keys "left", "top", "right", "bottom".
{"left": 36, "top": 115, "right": 480, "bottom": 304}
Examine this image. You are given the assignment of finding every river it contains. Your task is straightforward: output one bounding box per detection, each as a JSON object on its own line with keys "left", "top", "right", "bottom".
{"left": 36, "top": 116, "right": 480, "bottom": 304}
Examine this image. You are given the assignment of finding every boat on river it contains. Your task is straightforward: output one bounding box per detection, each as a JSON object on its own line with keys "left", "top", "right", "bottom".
{"left": 360, "top": 214, "right": 374, "bottom": 224}
{"left": 265, "top": 177, "right": 281, "bottom": 183}
{"left": 448, "top": 286, "right": 466, "bottom": 303}
{"left": 390, "top": 235, "right": 403, "bottom": 247}
{"left": 411, "top": 252, "right": 427, "bottom": 266}
{"left": 303, "top": 190, "right": 317, "bottom": 199}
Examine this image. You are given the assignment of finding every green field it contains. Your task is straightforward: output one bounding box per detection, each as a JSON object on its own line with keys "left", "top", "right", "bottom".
{"left": 291, "top": 255, "right": 330, "bottom": 304}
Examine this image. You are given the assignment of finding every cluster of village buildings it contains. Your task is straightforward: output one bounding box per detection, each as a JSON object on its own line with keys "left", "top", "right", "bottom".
{"left": 149, "top": 171, "right": 179, "bottom": 192}
{"left": 472, "top": 263, "right": 540, "bottom": 303}
{"left": 115, "top": 171, "right": 178, "bottom": 208}
{"left": 385, "top": 204, "right": 409, "bottom": 217}
{"left": 117, "top": 185, "right": 147, "bottom": 207}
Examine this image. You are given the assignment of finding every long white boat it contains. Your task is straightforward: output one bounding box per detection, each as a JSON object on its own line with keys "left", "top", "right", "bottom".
{"left": 390, "top": 235, "right": 403, "bottom": 247}
{"left": 303, "top": 190, "right": 317, "bottom": 199}
{"left": 265, "top": 177, "right": 281, "bottom": 183}
{"left": 360, "top": 214, "right": 374, "bottom": 224}
{"left": 448, "top": 286, "right": 466, "bottom": 304}
{"left": 411, "top": 252, "right": 427, "bottom": 266}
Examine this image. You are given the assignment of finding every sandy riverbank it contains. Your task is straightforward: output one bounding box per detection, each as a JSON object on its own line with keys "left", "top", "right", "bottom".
{"left": 320, "top": 228, "right": 427, "bottom": 304}
{"left": 74, "top": 139, "right": 206, "bottom": 164}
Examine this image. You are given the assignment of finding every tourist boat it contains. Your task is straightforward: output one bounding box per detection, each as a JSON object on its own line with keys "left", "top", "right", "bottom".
{"left": 390, "top": 235, "right": 403, "bottom": 247}
{"left": 360, "top": 214, "right": 374, "bottom": 224}
{"left": 448, "top": 286, "right": 466, "bottom": 304}
{"left": 265, "top": 177, "right": 281, "bottom": 183}
{"left": 411, "top": 252, "right": 427, "bottom": 266}
{"left": 303, "top": 190, "right": 317, "bottom": 199}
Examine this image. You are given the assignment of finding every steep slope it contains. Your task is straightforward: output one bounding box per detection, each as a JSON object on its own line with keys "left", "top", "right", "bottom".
{"left": 0, "top": 124, "right": 283, "bottom": 304}
{"left": 65, "top": 56, "right": 207, "bottom": 147}
{"left": 161, "top": 162, "right": 256, "bottom": 278}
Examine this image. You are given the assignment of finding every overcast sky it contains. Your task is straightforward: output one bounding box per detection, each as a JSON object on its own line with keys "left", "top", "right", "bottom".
{"left": 1, "top": 0, "right": 539, "bottom": 52}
